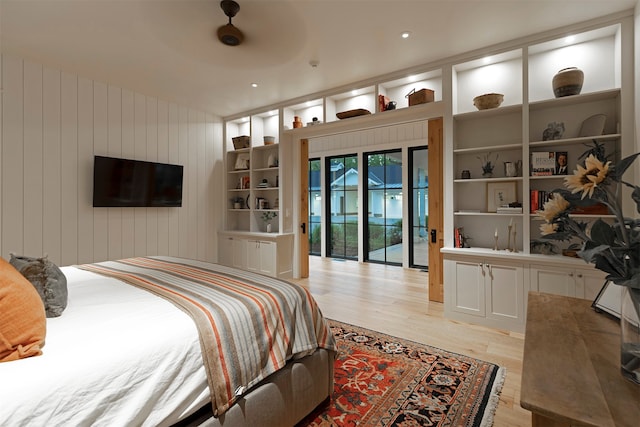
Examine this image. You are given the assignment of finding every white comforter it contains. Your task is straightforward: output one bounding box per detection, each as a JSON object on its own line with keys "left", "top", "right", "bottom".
{"left": 0, "top": 266, "right": 210, "bottom": 426}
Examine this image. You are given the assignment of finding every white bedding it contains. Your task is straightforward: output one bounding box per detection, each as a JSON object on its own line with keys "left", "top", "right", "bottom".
{"left": 0, "top": 266, "right": 210, "bottom": 426}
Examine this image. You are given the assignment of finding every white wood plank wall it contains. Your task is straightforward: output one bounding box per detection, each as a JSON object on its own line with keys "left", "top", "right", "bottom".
{"left": 1, "top": 55, "right": 223, "bottom": 266}
{"left": 308, "top": 121, "right": 428, "bottom": 156}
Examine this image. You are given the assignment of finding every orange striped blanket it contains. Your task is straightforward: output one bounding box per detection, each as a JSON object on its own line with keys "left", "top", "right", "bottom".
{"left": 77, "top": 256, "right": 336, "bottom": 416}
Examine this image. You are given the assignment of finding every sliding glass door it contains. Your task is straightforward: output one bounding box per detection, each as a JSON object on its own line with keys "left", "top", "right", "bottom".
{"left": 409, "top": 147, "right": 428, "bottom": 268}
{"left": 308, "top": 158, "right": 321, "bottom": 256}
{"left": 364, "top": 150, "right": 402, "bottom": 265}
{"left": 326, "top": 154, "right": 358, "bottom": 260}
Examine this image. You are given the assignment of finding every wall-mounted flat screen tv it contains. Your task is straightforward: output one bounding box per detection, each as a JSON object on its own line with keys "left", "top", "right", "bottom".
{"left": 93, "top": 156, "right": 183, "bottom": 207}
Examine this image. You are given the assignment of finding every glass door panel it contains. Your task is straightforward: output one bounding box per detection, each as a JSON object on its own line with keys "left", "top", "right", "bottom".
{"left": 410, "top": 147, "right": 429, "bottom": 268}
{"left": 326, "top": 154, "right": 358, "bottom": 260}
{"left": 365, "top": 150, "right": 402, "bottom": 265}
{"left": 308, "top": 158, "right": 321, "bottom": 255}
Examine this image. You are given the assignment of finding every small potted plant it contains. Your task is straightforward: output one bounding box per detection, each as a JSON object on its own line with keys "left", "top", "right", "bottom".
{"left": 230, "top": 197, "right": 244, "bottom": 209}
{"left": 261, "top": 211, "right": 277, "bottom": 232}
{"left": 478, "top": 152, "right": 499, "bottom": 177}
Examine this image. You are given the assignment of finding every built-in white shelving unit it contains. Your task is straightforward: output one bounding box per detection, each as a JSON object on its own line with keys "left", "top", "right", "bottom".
{"left": 220, "top": 15, "right": 634, "bottom": 330}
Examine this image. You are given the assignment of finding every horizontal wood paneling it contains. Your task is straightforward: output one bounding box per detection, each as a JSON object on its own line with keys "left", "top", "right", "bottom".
{"left": 1, "top": 55, "right": 223, "bottom": 266}
{"left": 309, "top": 120, "right": 428, "bottom": 156}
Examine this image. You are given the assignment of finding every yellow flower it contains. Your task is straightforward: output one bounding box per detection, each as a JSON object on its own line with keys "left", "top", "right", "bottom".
{"left": 536, "top": 193, "right": 570, "bottom": 222}
{"left": 539, "top": 222, "right": 558, "bottom": 235}
{"left": 564, "top": 154, "right": 611, "bottom": 199}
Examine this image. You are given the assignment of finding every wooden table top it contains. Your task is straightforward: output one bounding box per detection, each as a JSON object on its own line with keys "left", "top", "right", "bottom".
{"left": 520, "top": 292, "right": 640, "bottom": 427}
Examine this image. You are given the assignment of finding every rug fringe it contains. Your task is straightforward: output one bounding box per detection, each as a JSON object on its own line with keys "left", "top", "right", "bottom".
{"left": 480, "top": 366, "right": 507, "bottom": 427}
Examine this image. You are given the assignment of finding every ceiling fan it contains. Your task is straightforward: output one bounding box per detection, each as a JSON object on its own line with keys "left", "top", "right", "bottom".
{"left": 217, "top": 0, "right": 244, "bottom": 46}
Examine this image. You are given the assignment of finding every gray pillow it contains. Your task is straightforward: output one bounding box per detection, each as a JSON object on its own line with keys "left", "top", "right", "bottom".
{"left": 10, "top": 254, "right": 68, "bottom": 318}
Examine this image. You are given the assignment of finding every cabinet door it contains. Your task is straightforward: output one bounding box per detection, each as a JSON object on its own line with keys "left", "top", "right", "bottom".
{"left": 232, "top": 238, "right": 248, "bottom": 270}
{"left": 578, "top": 268, "right": 607, "bottom": 301}
{"left": 486, "top": 262, "right": 524, "bottom": 323}
{"left": 258, "top": 240, "right": 276, "bottom": 276}
{"left": 451, "top": 260, "right": 485, "bottom": 317}
{"left": 245, "top": 240, "right": 260, "bottom": 272}
{"left": 218, "top": 236, "right": 234, "bottom": 267}
{"left": 530, "top": 265, "right": 577, "bottom": 297}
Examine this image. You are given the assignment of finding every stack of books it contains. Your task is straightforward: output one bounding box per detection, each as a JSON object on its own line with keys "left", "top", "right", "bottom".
{"left": 497, "top": 206, "right": 523, "bottom": 214}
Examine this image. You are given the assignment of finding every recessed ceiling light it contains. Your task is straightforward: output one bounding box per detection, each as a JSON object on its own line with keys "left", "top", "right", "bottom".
{"left": 565, "top": 35, "right": 575, "bottom": 44}
{"left": 482, "top": 56, "right": 492, "bottom": 65}
{"left": 401, "top": 31, "right": 411, "bottom": 39}
{"left": 251, "top": 83, "right": 258, "bottom": 88}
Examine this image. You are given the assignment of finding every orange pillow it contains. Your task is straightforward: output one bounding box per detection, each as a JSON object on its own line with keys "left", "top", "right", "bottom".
{"left": 0, "top": 256, "right": 46, "bottom": 362}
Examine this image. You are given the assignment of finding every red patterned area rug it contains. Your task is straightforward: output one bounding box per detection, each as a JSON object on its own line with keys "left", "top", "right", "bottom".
{"left": 298, "top": 320, "right": 505, "bottom": 427}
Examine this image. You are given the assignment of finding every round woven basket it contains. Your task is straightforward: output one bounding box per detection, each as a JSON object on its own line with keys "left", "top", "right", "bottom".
{"left": 473, "top": 93, "right": 504, "bottom": 110}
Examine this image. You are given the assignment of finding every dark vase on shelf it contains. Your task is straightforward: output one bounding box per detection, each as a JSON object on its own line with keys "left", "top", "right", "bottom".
{"left": 552, "top": 67, "right": 584, "bottom": 98}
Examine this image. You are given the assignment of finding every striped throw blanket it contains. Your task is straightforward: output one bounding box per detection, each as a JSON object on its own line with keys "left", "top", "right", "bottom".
{"left": 77, "top": 256, "right": 336, "bottom": 416}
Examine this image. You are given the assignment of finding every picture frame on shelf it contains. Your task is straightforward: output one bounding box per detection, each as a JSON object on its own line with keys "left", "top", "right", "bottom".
{"left": 234, "top": 153, "right": 250, "bottom": 170}
{"left": 487, "top": 181, "right": 517, "bottom": 213}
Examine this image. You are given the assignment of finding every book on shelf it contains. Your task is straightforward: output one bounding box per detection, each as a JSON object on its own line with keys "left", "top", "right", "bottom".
{"left": 454, "top": 227, "right": 464, "bottom": 248}
{"left": 530, "top": 189, "right": 553, "bottom": 212}
{"left": 241, "top": 176, "right": 250, "bottom": 189}
{"left": 531, "top": 151, "right": 556, "bottom": 176}
{"left": 555, "top": 151, "right": 568, "bottom": 175}
{"left": 497, "top": 206, "right": 523, "bottom": 214}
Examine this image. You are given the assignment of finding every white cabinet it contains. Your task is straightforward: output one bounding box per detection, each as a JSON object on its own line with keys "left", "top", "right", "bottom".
{"left": 218, "top": 231, "right": 293, "bottom": 279}
{"left": 445, "top": 255, "right": 525, "bottom": 331}
{"left": 449, "top": 259, "right": 486, "bottom": 317}
{"left": 530, "top": 264, "right": 607, "bottom": 300}
{"left": 246, "top": 239, "right": 275, "bottom": 276}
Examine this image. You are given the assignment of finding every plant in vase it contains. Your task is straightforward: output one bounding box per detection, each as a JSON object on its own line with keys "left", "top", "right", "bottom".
{"left": 478, "top": 152, "right": 498, "bottom": 177}
{"left": 535, "top": 151, "right": 640, "bottom": 384}
{"left": 261, "top": 211, "right": 277, "bottom": 233}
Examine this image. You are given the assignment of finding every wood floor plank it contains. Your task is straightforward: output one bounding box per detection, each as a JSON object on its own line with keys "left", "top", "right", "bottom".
{"left": 291, "top": 256, "right": 530, "bottom": 427}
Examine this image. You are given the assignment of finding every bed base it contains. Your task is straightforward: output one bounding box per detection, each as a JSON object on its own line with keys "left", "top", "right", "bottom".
{"left": 175, "top": 348, "right": 335, "bottom": 427}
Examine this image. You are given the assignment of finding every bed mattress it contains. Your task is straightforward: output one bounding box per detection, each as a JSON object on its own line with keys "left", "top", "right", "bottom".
{"left": 0, "top": 265, "right": 209, "bottom": 426}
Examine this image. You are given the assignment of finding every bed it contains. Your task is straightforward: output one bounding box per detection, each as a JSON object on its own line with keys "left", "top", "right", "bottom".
{"left": 0, "top": 256, "right": 336, "bottom": 426}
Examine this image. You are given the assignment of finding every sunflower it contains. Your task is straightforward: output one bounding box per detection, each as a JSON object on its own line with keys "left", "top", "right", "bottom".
{"left": 564, "top": 154, "right": 611, "bottom": 199}
{"left": 539, "top": 222, "right": 558, "bottom": 236}
{"left": 536, "top": 193, "right": 570, "bottom": 222}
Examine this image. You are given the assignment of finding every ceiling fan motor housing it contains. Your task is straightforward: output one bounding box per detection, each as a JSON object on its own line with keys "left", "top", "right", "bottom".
{"left": 218, "top": 0, "right": 244, "bottom": 46}
{"left": 218, "top": 24, "right": 244, "bottom": 46}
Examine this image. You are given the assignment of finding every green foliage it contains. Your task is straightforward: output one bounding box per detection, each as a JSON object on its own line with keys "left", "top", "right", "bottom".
{"left": 539, "top": 152, "right": 640, "bottom": 289}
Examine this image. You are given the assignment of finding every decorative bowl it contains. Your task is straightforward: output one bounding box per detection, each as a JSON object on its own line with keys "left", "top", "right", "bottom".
{"left": 473, "top": 93, "right": 504, "bottom": 110}
{"left": 263, "top": 136, "right": 276, "bottom": 145}
{"left": 336, "top": 108, "right": 371, "bottom": 119}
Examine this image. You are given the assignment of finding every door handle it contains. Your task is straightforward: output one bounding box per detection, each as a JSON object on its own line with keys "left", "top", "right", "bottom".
{"left": 301, "top": 223, "right": 306, "bottom": 234}
{"left": 430, "top": 229, "right": 437, "bottom": 243}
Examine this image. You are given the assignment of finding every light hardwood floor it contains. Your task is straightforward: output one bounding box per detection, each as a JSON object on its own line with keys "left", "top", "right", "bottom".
{"left": 290, "top": 256, "right": 532, "bottom": 427}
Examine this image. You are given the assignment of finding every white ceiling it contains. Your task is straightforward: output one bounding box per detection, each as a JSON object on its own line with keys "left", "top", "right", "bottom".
{"left": 1, "top": 0, "right": 637, "bottom": 118}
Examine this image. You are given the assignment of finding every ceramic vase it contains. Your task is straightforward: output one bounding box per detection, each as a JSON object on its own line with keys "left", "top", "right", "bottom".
{"left": 552, "top": 67, "right": 584, "bottom": 98}
{"left": 266, "top": 223, "right": 272, "bottom": 233}
{"left": 621, "top": 286, "right": 640, "bottom": 385}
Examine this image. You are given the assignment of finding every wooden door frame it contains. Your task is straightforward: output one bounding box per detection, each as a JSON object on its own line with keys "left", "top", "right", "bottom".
{"left": 298, "top": 139, "right": 310, "bottom": 278}
{"left": 428, "top": 118, "right": 444, "bottom": 302}
{"left": 296, "top": 119, "right": 444, "bottom": 298}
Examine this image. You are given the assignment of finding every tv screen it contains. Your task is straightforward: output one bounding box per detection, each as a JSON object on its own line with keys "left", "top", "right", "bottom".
{"left": 93, "top": 156, "right": 183, "bottom": 207}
